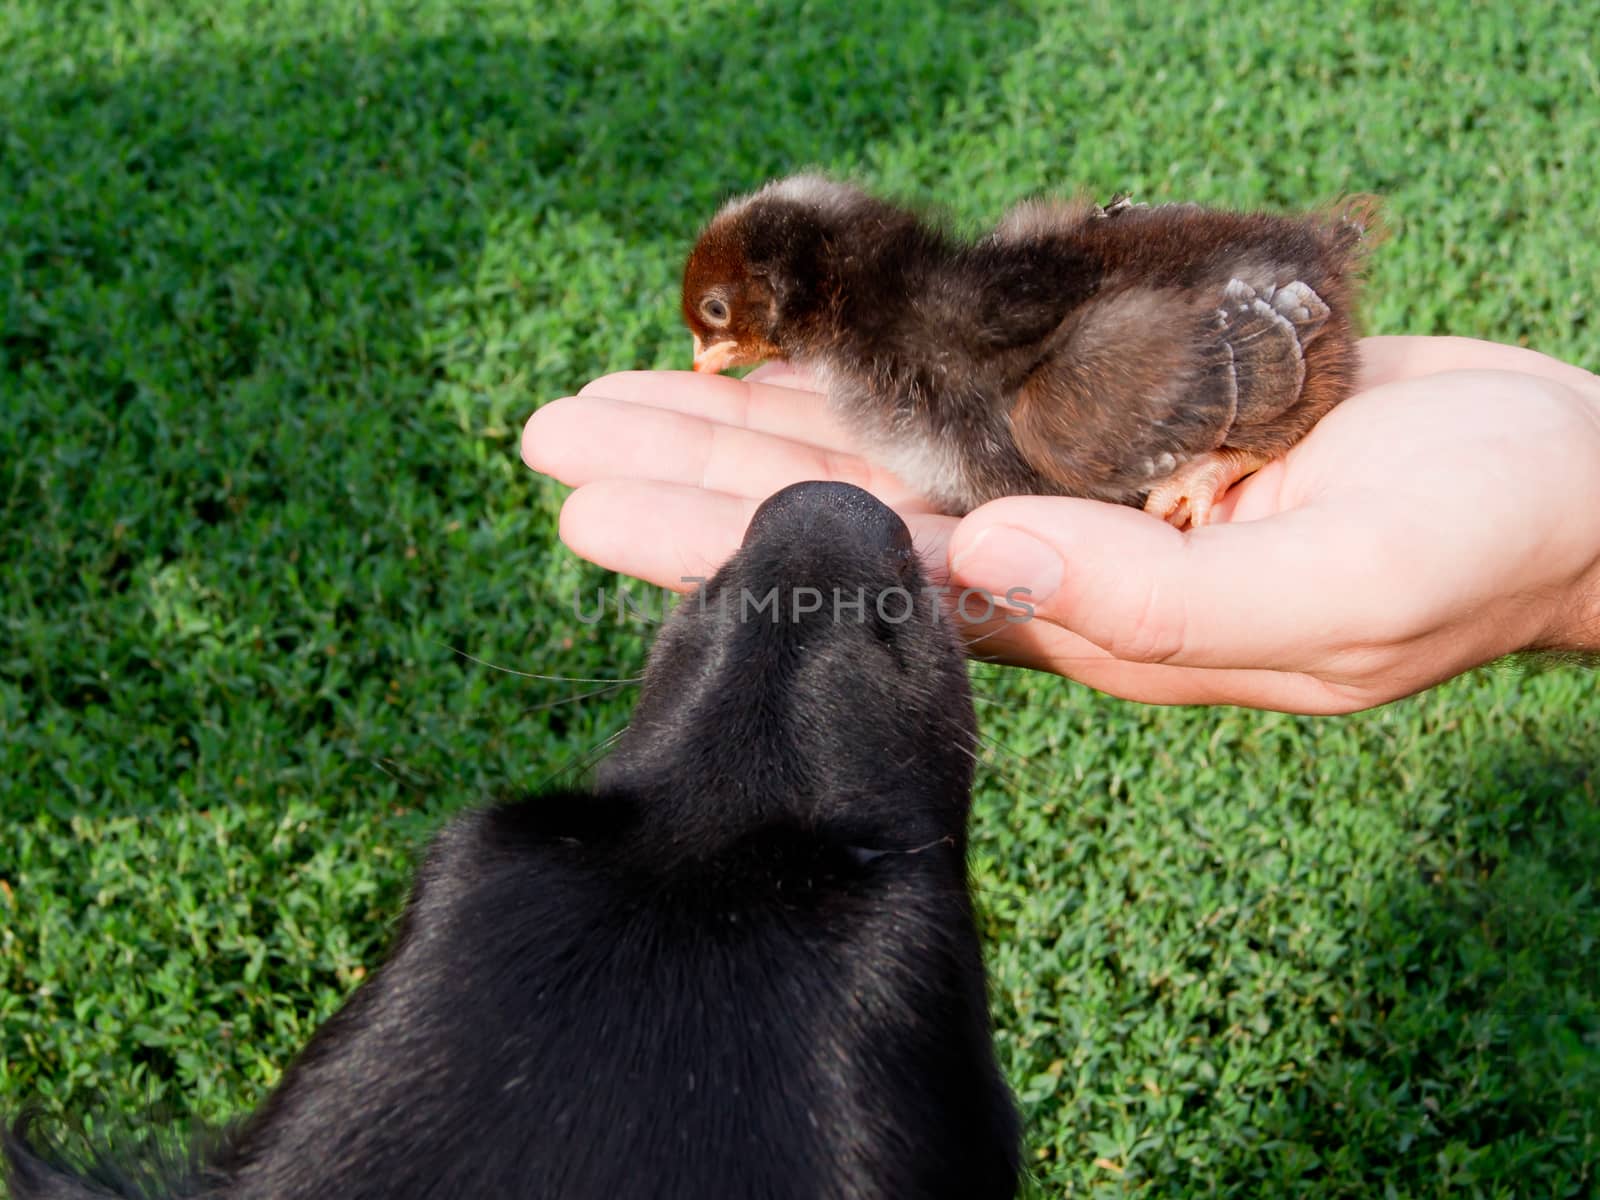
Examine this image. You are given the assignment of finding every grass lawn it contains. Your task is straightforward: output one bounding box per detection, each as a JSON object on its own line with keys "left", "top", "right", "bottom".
{"left": 3, "top": 1, "right": 1598, "bottom": 1194}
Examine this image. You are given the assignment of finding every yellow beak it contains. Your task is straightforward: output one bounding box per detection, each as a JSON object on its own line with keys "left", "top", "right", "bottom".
{"left": 692, "top": 336, "right": 741, "bottom": 375}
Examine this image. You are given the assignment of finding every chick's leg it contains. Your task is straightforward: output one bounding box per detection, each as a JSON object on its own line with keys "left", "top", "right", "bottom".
{"left": 1143, "top": 447, "right": 1272, "bottom": 529}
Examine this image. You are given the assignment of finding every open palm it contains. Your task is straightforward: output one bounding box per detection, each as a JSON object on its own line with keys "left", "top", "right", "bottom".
{"left": 524, "top": 336, "right": 1600, "bottom": 713}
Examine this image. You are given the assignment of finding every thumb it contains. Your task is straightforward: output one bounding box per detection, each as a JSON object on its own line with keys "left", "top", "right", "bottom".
{"left": 946, "top": 496, "right": 1353, "bottom": 673}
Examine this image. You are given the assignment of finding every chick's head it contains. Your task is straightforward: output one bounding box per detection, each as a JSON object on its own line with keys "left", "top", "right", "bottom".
{"left": 681, "top": 216, "right": 784, "bottom": 374}
{"left": 683, "top": 176, "right": 857, "bottom": 373}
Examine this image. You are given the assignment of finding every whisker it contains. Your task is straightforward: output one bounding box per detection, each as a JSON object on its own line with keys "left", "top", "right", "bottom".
{"left": 442, "top": 643, "right": 645, "bottom": 686}
{"left": 532, "top": 726, "right": 629, "bottom": 793}
{"left": 967, "top": 692, "right": 1016, "bottom": 711}
{"left": 973, "top": 729, "right": 1032, "bottom": 768}
{"left": 964, "top": 654, "right": 1013, "bottom": 668}
{"left": 369, "top": 756, "right": 438, "bottom": 792}
{"left": 960, "top": 624, "right": 1017, "bottom": 655}
{"left": 971, "top": 721, "right": 1076, "bottom": 798}
{"left": 967, "top": 662, "right": 1014, "bottom": 679}
{"left": 517, "top": 681, "right": 639, "bottom": 715}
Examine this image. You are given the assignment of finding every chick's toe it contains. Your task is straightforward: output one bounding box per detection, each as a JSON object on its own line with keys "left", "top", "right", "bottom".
{"left": 1143, "top": 447, "right": 1273, "bottom": 529}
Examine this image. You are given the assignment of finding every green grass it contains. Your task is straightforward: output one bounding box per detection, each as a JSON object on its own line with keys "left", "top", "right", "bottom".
{"left": 3, "top": 1, "right": 1598, "bottom": 1195}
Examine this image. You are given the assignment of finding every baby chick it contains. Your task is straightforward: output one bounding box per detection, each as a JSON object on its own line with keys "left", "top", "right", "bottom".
{"left": 682, "top": 174, "right": 1380, "bottom": 526}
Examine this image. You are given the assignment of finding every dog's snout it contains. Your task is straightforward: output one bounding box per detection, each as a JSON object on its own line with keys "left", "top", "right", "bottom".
{"left": 742, "top": 482, "right": 914, "bottom": 559}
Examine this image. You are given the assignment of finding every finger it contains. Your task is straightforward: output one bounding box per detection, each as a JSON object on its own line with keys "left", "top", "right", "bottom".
{"left": 834, "top": 516, "right": 1381, "bottom": 711}
{"left": 945, "top": 495, "right": 1401, "bottom": 674}
{"left": 560, "top": 482, "right": 1381, "bottom": 712}
{"left": 560, "top": 480, "right": 756, "bottom": 587}
{"left": 525, "top": 396, "right": 932, "bottom": 510}
{"left": 558, "top": 480, "right": 959, "bottom": 591}
{"left": 573, "top": 368, "right": 858, "bottom": 452}
{"left": 745, "top": 360, "right": 820, "bottom": 390}
{"left": 959, "top": 613, "right": 1382, "bottom": 713}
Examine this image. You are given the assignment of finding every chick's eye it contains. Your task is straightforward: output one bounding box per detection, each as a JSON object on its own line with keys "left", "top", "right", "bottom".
{"left": 700, "top": 297, "right": 730, "bottom": 326}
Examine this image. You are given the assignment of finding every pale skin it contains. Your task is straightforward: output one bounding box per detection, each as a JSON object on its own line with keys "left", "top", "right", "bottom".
{"left": 523, "top": 336, "right": 1600, "bottom": 715}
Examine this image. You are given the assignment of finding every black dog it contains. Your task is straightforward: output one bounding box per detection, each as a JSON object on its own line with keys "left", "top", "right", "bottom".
{"left": 7, "top": 481, "right": 1020, "bottom": 1199}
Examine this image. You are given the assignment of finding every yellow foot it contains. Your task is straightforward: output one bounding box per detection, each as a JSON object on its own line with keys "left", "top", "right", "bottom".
{"left": 1143, "top": 448, "right": 1272, "bottom": 529}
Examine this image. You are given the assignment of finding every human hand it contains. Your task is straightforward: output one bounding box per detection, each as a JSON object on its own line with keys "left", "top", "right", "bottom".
{"left": 523, "top": 337, "right": 1600, "bottom": 713}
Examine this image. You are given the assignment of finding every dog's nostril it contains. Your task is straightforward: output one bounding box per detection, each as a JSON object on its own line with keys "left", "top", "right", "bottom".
{"left": 743, "top": 482, "right": 913, "bottom": 557}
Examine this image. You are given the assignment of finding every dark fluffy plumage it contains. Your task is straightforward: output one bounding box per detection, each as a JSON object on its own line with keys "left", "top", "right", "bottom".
{"left": 683, "top": 175, "right": 1381, "bottom": 524}
{"left": 6, "top": 482, "right": 1019, "bottom": 1200}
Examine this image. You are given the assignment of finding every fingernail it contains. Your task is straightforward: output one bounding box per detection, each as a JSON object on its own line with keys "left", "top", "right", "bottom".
{"left": 949, "top": 526, "right": 1063, "bottom": 603}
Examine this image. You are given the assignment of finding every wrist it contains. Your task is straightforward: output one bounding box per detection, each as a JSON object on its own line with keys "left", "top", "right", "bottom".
{"left": 1538, "top": 385, "right": 1600, "bottom": 655}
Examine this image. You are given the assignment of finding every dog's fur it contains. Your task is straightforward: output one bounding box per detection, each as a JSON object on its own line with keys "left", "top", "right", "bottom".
{"left": 6, "top": 481, "right": 1020, "bottom": 1199}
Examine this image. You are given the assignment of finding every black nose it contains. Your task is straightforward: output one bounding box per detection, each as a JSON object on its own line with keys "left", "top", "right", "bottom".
{"left": 742, "top": 482, "right": 914, "bottom": 559}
